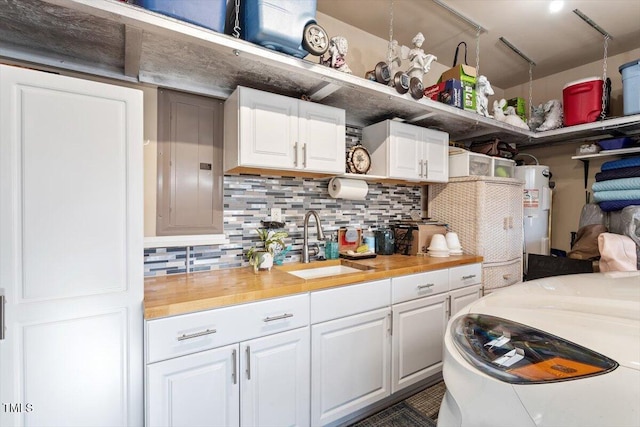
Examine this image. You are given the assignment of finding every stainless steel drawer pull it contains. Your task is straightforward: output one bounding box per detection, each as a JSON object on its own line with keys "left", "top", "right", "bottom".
{"left": 231, "top": 349, "right": 237, "bottom": 385}
{"left": 0, "top": 293, "right": 5, "bottom": 341}
{"left": 417, "top": 284, "right": 435, "bottom": 290}
{"left": 177, "top": 328, "right": 217, "bottom": 341}
{"left": 263, "top": 313, "right": 294, "bottom": 323}
{"left": 462, "top": 274, "right": 477, "bottom": 280}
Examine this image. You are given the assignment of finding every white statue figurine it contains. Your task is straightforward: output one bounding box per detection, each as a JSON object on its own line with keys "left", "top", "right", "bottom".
{"left": 406, "top": 32, "right": 437, "bottom": 83}
{"left": 321, "top": 36, "right": 352, "bottom": 74}
{"left": 476, "top": 75, "right": 494, "bottom": 117}
{"left": 388, "top": 39, "right": 402, "bottom": 75}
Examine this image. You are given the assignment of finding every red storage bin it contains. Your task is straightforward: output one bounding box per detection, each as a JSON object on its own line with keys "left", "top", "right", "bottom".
{"left": 562, "top": 77, "right": 603, "bottom": 126}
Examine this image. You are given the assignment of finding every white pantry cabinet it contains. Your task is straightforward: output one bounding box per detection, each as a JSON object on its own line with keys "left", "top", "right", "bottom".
{"left": 363, "top": 119, "right": 449, "bottom": 182}
{"left": 0, "top": 64, "right": 143, "bottom": 427}
{"left": 224, "top": 86, "right": 345, "bottom": 175}
{"left": 310, "top": 279, "right": 392, "bottom": 426}
{"left": 145, "top": 294, "right": 310, "bottom": 427}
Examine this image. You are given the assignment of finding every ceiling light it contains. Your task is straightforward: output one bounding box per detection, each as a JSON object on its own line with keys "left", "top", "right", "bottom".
{"left": 549, "top": 0, "right": 564, "bottom": 13}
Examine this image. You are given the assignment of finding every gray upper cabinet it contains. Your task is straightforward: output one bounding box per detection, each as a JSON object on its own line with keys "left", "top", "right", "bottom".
{"left": 157, "top": 89, "right": 224, "bottom": 236}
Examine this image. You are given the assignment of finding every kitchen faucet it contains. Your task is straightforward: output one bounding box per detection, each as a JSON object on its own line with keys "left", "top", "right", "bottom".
{"left": 302, "top": 210, "right": 325, "bottom": 263}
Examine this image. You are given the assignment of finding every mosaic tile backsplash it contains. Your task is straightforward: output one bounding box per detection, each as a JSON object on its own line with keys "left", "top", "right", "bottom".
{"left": 144, "top": 127, "right": 423, "bottom": 276}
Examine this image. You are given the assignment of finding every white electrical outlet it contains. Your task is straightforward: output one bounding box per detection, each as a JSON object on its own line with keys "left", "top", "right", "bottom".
{"left": 270, "top": 207, "right": 282, "bottom": 222}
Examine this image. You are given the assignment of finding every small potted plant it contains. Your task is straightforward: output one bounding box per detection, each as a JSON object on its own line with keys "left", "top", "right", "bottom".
{"left": 247, "top": 228, "right": 289, "bottom": 272}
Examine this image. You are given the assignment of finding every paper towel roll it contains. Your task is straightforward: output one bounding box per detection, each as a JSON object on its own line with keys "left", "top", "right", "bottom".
{"left": 328, "top": 177, "right": 368, "bottom": 200}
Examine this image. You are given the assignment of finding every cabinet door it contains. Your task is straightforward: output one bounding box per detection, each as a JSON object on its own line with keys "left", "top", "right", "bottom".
{"left": 482, "top": 182, "right": 524, "bottom": 262}
{"left": 0, "top": 65, "right": 143, "bottom": 427}
{"left": 388, "top": 121, "right": 422, "bottom": 180}
{"left": 391, "top": 293, "right": 448, "bottom": 393}
{"left": 240, "top": 328, "right": 310, "bottom": 427}
{"left": 449, "top": 285, "right": 482, "bottom": 318}
{"left": 422, "top": 128, "right": 449, "bottom": 182}
{"left": 299, "top": 101, "right": 345, "bottom": 173}
{"left": 146, "top": 344, "right": 240, "bottom": 427}
{"left": 311, "top": 308, "right": 391, "bottom": 426}
{"left": 239, "top": 87, "right": 297, "bottom": 169}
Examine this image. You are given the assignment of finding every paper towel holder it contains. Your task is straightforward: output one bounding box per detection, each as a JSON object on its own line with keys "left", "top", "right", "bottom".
{"left": 328, "top": 177, "right": 369, "bottom": 200}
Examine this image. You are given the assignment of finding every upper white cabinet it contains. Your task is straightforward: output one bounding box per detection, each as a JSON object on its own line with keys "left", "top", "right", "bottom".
{"left": 363, "top": 120, "right": 449, "bottom": 182}
{"left": 224, "top": 86, "right": 345, "bottom": 175}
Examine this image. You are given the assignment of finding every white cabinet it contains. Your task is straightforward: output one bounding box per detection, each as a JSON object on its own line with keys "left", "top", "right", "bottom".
{"left": 240, "top": 328, "right": 310, "bottom": 427}
{"left": 363, "top": 119, "right": 449, "bottom": 182}
{"left": 147, "top": 344, "right": 240, "bottom": 427}
{"left": 224, "top": 86, "right": 345, "bottom": 175}
{"left": 449, "top": 284, "right": 482, "bottom": 317}
{"left": 391, "top": 293, "right": 448, "bottom": 393}
{"left": 390, "top": 264, "right": 482, "bottom": 393}
{"left": 0, "top": 65, "right": 143, "bottom": 427}
{"left": 145, "top": 294, "right": 310, "bottom": 427}
{"left": 310, "top": 279, "right": 391, "bottom": 426}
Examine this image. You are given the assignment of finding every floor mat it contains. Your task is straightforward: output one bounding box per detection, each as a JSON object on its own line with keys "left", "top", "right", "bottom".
{"left": 349, "top": 381, "right": 445, "bottom": 427}
{"left": 348, "top": 401, "right": 436, "bottom": 427}
{"left": 405, "top": 381, "right": 446, "bottom": 420}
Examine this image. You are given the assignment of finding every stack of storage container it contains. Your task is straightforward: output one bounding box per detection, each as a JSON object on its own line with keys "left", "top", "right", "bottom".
{"left": 592, "top": 156, "right": 640, "bottom": 212}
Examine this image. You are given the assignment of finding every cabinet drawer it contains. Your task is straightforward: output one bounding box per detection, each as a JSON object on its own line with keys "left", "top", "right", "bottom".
{"left": 391, "top": 269, "right": 449, "bottom": 304}
{"left": 449, "top": 263, "right": 482, "bottom": 290}
{"left": 483, "top": 259, "right": 522, "bottom": 294}
{"left": 146, "top": 293, "right": 309, "bottom": 364}
{"left": 310, "top": 279, "right": 390, "bottom": 324}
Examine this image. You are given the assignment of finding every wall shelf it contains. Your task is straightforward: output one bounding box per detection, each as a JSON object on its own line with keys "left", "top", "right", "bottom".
{"left": 2, "top": 0, "right": 640, "bottom": 147}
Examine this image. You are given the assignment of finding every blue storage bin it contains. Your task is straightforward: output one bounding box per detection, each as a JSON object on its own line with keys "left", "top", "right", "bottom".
{"left": 133, "top": 0, "right": 226, "bottom": 32}
{"left": 241, "top": 0, "right": 318, "bottom": 58}
{"left": 619, "top": 59, "right": 640, "bottom": 116}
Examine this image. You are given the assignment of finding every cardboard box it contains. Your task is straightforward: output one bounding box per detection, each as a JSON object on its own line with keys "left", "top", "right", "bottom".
{"left": 413, "top": 224, "right": 448, "bottom": 254}
{"left": 424, "top": 82, "right": 445, "bottom": 100}
{"left": 394, "top": 224, "right": 447, "bottom": 255}
{"left": 439, "top": 65, "right": 477, "bottom": 112}
{"left": 507, "top": 97, "right": 526, "bottom": 121}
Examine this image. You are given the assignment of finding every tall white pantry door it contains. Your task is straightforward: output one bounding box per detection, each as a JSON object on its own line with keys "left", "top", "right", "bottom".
{"left": 0, "top": 65, "right": 143, "bottom": 426}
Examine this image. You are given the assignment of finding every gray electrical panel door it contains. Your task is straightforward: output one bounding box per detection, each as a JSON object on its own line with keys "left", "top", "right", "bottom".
{"left": 157, "top": 89, "right": 224, "bottom": 235}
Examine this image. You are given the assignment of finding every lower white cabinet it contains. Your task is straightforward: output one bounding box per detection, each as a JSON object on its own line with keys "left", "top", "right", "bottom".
{"left": 145, "top": 265, "right": 482, "bottom": 427}
{"left": 390, "top": 263, "right": 482, "bottom": 394}
{"left": 450, "top": 284, "right": 482, "bottom": 317}
{"left": 311, "top": 307, "right": 391, "bottom": 426}
{"left": 391, "top": 293, "right": 449, "bottom": 393}
{"left": 240, "top": 328, "right": 310, "bottom": 427}
{"left": 147, "top": 343, "right": 240, "bottom": 427}
{"left": 310, "top": 279, "right": 392, "bottom": 426}
{"left": 145, "top": 294, "right": 310, "bottom": 427}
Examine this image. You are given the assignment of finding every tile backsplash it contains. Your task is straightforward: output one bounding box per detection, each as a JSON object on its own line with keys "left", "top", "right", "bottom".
{"left": 144, "top": 175, "right": 421, "bottom": 276}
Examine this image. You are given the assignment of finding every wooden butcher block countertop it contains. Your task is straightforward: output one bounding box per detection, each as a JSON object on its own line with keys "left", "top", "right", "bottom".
{"left": 144, "top": 254, "right": 483, "bottom": 319}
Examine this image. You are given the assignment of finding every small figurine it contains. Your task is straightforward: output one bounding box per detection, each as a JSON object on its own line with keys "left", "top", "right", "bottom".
{"left": 476, "top": 75, "right": 494, "bottom": 117}
{"left": 528, "top": 103, "right": 545, "bottom": 131}
{"left": 320, "top": 36, "right": 352, "bottom": 74}
{"left": 493, "top": 99, "right": 529, "bottom": 130}
{"left": 536, "top": 99, "right": 563, "bottom": 131}
{"left": 388, "top": 39, "right": 403, "bottom": 75}
{"left": 405, "top": 32, "right": 437, "bottom": 84}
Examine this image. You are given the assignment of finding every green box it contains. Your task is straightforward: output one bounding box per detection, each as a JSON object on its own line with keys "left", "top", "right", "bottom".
{"left": 506, "top": 97, "right": 526, "bottom": 121}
